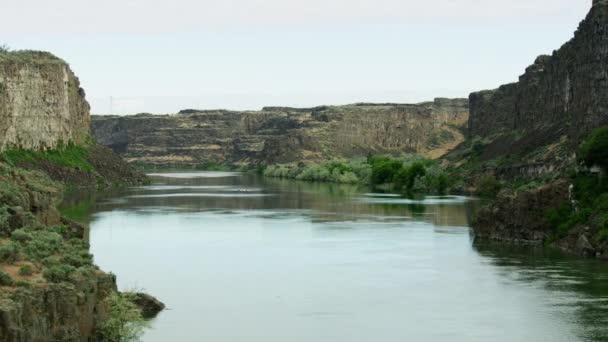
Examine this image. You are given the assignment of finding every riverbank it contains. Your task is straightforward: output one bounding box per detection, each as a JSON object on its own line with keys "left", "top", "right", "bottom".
{"left": 0, "top": 149, "right": 161, "bottom": 340}
{"left": 263, "top": 155, "right": 458, "bottom": 196}
{"left": 470, "top": 127, "right": 608, "bottom": 260}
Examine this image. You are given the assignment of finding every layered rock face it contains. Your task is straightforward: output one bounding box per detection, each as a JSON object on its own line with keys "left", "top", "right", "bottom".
{"left": 0, "top": 274, "right": 116, "bottom": 341}
{"left": 0, "top": 51, "right": 150, "bottom": 340}
{"left": 0, "top": 164, "right": 117, "bottom": 341}
{"left": 473, "top": 180, "right": 569, "bottom": 244}
{"left": 469, "top": 1, "right": 608, "bottom": 153}
{"left": 92, "top": 98, "right": 469, "bottom": 166}
{"left": 0, "top": 51, "right": 91, "bottom": 151}
{"left": 470, "top": 2, "right": 608, "bottom": 258}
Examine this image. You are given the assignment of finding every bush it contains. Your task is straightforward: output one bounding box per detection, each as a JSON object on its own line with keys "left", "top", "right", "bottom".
{"left": 43, "top": 264, "right": 77, "bottom": 283}
{"left": 98, "top": 292, "right": 147, "bottom": 342}
{"left": 296, "top": 165, "right": 330, "bottom": 182}
{"left": 21, "top": 230, "right": 63, "bottom": 261}
{"left": 471, "top": 140, "right": 485, "bottom": 157}
{"left": 11, "top": 229, "right": 32, "bottom": 242}
{"left": 263, "top": 155, "right": 454, "bottom": 194}
{"left": 0, "top": 206, "right": 10, "bottom": 233}
{"left": 579, "top": 126, "right": 608, "bottom": 170}
{"left": 0, "top": 270, "right": 14, "bottom": 286}
{"left": 477, "top": 176, "right": 502, "bottom": 199}
{"left": 0, "top": 242, "right": 20, "bottom": 263}
{"left": 370, "top": 157, "right": 402, "bottom": 185}
{"left": 19, "top": 264, "right": 34, "bottom": 276}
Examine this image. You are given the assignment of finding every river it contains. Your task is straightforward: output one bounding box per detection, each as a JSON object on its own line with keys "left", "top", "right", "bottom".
{"left": 61, "top": 171, "right": 608, "bottom": 342}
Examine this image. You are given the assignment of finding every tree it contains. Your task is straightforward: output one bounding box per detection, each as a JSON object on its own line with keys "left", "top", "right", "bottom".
{"left": 579, "top": 127, "right": 608, "bottom": 171}
{"left": 98, "top": 292, "right": 147, "bottom": 342}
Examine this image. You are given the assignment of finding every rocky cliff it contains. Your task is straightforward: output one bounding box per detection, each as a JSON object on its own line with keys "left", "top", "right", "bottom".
{"left": 0, "top": 50, "right": 155, "bottom": 340}
{"left": 468, "top": 0, "right": 608, "bottom": 158}
{"left": 0, "top": 163, "right": 117, "bottom": 341}
{"left": 0, "top": 51, "right": 90, "bottom": 151}
{"left": 92, "top": 98, "right": 469, "bottom": 167}
{"left": 469, "top": 1, "right": 608, "bottom": 259}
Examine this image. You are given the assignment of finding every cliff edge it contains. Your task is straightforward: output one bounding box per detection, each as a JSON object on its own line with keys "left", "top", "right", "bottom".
{"left": 0, "top": 50, "right": 90, "bottom": 151}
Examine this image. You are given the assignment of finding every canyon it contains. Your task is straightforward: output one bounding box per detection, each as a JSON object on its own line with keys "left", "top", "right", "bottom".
{"left": 92, "top": 98, "right": 469, "bottom": 167}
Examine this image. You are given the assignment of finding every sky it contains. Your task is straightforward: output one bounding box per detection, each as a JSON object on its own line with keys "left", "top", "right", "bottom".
{"left": 1, "top": 0, "right": 592, "bottom": 114}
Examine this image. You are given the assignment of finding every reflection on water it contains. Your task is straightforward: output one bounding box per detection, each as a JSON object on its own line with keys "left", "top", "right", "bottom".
{"left": 147, "top": 171, "right": 240, "bottom": 178}
{"left": 61, "top": 172, "right": 608, "bottom": 342}
{"left": 474, "top": 243, "right": 608, "bottom": 342}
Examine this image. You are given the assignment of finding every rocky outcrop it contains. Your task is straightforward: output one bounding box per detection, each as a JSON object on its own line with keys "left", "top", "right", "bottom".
{"left": 0, "top": 273, "right": 116, "bottom": 341}
{"left": 92, "top": 98, "right": 469, "bottom": 167}
{"left": 473, "top": 179, "right": 608, "bottom": 260}
{"left": 473, "top": 180, "right": 569, "bottom": 244}
{"left": 0, "top": 50, "right": 155, "bottom": 340}
{"left": 469, "top": 1, "right": 608, "bottom": 155}
{"left": 0, "top": 51, "right": 90, "bottom": 151}
{"left": 131, "top": 292, "right": 165, "bottom": 319}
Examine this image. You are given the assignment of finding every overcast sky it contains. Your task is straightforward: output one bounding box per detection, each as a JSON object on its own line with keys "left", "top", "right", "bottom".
{"left": 1, "top": 0, "right": 592, "bottom": 114}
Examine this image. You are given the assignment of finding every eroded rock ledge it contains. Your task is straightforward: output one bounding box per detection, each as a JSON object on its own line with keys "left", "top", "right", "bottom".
{"left": 92, "top": 98, "right": 469, "bottom": 167}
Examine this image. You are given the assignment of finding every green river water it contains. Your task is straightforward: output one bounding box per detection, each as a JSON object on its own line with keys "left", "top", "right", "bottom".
{"left": 61, "top": 171, "right": 608, "bottom": 341}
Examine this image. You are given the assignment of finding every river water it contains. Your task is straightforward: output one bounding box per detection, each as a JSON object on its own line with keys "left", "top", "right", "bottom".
{"left": 62, "top": 171, "right": 608, "bottom": 342}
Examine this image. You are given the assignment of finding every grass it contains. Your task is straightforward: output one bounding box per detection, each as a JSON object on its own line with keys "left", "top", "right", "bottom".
{"left": 0, "top": 48, "right": 66, "bottom": 65}
{"left": 1, "top": 142, "right": 93, "bottom": 172}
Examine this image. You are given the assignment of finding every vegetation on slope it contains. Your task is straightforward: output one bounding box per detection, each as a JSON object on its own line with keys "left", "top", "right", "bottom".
{"left": 0, "top": 162, "right": 148, "bottom": 340}
{"left": 0, "top": 45, "right": 66, "bottom": 64}
{"left": 0, "top": 143, "right": 148, "bottom": 188}
{"left": 1, "top": 142, "right": 93, "bottom": 172}
{"left": 545, "top": 127, "right": 608, "bottom": 242}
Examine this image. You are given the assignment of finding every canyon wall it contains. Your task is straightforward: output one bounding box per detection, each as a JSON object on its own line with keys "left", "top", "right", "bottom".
{"left": 0, "top": 51, "right": 146, "bottom": 340}
{"left": 0, "top": 51, "right": 90, "bottom": 151}
{"left": 468, "top": 0, "right": 608, "bottom": 155}
{"left": 92, "top": 98, "right": 469, "bottom": 166}
{"left": 470, "top": 1, "right": 608, "bottom": 259}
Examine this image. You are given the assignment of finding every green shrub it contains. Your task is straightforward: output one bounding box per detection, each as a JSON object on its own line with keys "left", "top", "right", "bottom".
{"left": 0, "top": 270, "right": 13, "bottom": 286}
{"left": 98, "top": 292, "right": 147, "bottom": 342}
{"left": 19, "top": 264, "right": 33, "bottom": 276}
{"left": 0, "top": 206, "right": 10, "bottom": 232}
{"left": 477, "top": 176, "right": 502, "bottom": 199}
{"left": 579, "top": 126, "right": 608, "bottom": 170}
{"left": 0, "top": 242, "right": 20, "bottom": 263}
{"left": 370, "top": 157, "right": 402, "bottom": 185}
{"left": 471, "top": 140, "right": 485, "bottom": 157}
{"left": 43, "top": 264, "right": 77, "bottom": 283}
{"left": 21, "top": 230, "right": 63, "bottom": 261}
{"left": 296, "top": 165, "right": 331, "bottom": 182}
{"left": 263, "top": 155, "right": 454, "bottom": 194}
{"left": 11, "top": 229, "right": 32, "bottom": 242}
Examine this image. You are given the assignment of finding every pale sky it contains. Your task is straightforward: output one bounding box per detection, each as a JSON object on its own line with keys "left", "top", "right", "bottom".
{"left": 1, "top": 0, "right": 592, "bottom": 114}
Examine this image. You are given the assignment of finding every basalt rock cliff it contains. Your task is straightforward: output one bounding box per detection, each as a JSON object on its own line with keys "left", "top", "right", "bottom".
{"left": 92, "top": 98, "right": 469, "bottom": 167}
{"left": 0, "top": 50, "right": 156, "bottom": 340}
{"left": 0, "top": 51, "right": 90, "bottom": 151}
{"left": 470, "top": 1, "right": 608, "bottom": 258}
{"left": 468, "top": 0, "right": 608, "bottom": 161}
